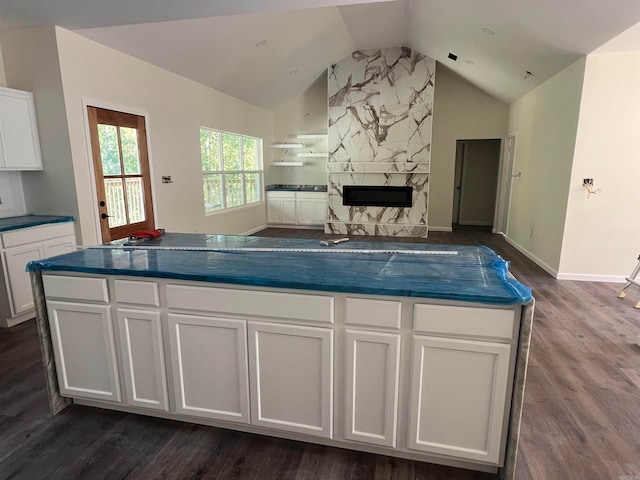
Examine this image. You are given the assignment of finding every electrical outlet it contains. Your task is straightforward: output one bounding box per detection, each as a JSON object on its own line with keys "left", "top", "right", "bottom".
{"left": 583, "top": 178, "right": 593, "bottom": 186}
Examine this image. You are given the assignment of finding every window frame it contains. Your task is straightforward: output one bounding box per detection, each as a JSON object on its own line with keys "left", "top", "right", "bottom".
{"left": 200, "top": 127, "right": 263, "bottom": 215}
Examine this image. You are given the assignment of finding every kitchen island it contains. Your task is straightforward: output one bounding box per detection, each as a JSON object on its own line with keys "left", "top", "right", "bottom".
{"left": 28, "top": 233, "right": 533, "bottom": 479}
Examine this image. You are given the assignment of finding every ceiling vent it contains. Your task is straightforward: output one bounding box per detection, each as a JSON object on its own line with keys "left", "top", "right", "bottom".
{"left": 448, "top": 53, "right": 458, "bottom": 61}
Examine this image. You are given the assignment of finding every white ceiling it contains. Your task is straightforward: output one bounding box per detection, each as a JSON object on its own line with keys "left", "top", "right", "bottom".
{"left": 2, "top": 0, "right": 640, "bottom": 109}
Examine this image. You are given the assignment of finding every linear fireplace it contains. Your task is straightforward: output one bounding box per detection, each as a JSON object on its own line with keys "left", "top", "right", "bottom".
{"left": 343, "top": 185, "right": 413, "bottom": 208}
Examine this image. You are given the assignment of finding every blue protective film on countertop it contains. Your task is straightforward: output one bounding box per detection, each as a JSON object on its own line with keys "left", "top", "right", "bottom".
{"left": 0, "top": 215, "right": 74, "bottom": 232}
{"left": 28, "top": 233, "right": 532, "bottom": 305}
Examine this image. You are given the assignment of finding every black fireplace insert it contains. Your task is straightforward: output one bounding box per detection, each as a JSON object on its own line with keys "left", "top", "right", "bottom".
{"left": 342, "top": 185, "right": 413, "bottom": 207}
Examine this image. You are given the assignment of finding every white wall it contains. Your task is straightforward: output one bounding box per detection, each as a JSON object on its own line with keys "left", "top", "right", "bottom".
{"left": 2, "top": 26, "right": 274, "bottom": 245}
{"left": 558, "top": 53, "right": 640, "bottom": 280}
{"left": 0, "top": 26, "right": 81, "bottom": 233}
{"left": 268, "top": 73, "right": 327, "bottom": 186}
{"left": 430, "top": 66, "right": 508, "bottom": 230}
{"left": 506, "top": 58, "right": 586, "bottom": 275}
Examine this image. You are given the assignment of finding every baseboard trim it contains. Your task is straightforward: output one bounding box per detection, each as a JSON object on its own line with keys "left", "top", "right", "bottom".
{"left": 555, "top": 273, "right": 627, "bottom": 283}
{"left": 428, "top": 226, "right": 453, "bottom": 232}
{"left": 242, "top": 224, "right": 268, "bottom": 235}
{"left": 265, "top": 224, "right": 324, "bottom": 230}
{"left": 504, "top": 236, "right": 559, "bottom": 278}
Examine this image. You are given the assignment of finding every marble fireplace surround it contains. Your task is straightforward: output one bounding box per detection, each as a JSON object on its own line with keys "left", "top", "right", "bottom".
{"left": 325, "top": 47, "right": 434, "bottom": 238}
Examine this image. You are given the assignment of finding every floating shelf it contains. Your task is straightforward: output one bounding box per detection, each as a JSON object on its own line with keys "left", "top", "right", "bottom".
{"left": 272, "top": 161, "right": 304, "bottom": 167}
{"left": 271, "top": 143, "right": 304, "bottom": 148}
{"left": 297, "top": 152, "right": 328, "bottom": 158}
{"left": 296, "top": 134, "right": 327, "bottom": 139}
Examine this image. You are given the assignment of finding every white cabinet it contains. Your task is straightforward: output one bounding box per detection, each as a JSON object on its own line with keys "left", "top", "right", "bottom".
{"left": 248, "top": 321, "right": 333, "bottom": 438}
{"left": 0, "top": 87, "right": 43, "bottom": 170}
{"left": 167, "top": 313, "right": 250, "bottom": 423}
{"left": 4, "top": 243, "right": 43, "bottom": 315}
{"left": 117, "top": 308, "right": 168, "bottom": 411}
{"left": 47, "top": 300, "right": 121, "bottom": 402}
{"left": 297, "top": 192, "right": 326, "bottom": 226}
{"left": 344, "top": 329, "right": 400, "bottom": 447}
{"left": 0, "top": 221, "right": 75, "bottom": 327}
{"left": 407, "top": 335, "right": 512, "bottom": 464}
{"left": 267, "top": 192, "right": 297, "bottom": 225}
{"left": 267, "top": 191, "right": 326, "bottom": 226}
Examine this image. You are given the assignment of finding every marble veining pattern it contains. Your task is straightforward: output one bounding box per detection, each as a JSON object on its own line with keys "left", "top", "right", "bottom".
{"left": 326, "top": 47, "right": 435, "bottom": 238}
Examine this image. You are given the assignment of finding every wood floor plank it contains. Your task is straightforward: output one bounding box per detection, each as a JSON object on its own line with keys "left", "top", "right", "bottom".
{"left": 1, "top": 226, "right": 639, "bottom": 479}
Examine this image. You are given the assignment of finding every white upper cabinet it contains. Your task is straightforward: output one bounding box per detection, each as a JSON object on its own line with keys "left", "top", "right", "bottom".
{"left": 0, "top": 87, "right": 43, "bottom": 170}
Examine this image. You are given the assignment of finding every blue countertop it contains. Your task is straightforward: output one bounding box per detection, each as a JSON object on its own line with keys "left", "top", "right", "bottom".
{"left": 0, "top": 215, "right": 74, "bottom": 233}
{"left": 28, "top": 233, "right": 532, "bottom": 305}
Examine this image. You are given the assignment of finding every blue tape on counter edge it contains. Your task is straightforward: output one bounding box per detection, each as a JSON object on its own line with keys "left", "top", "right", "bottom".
{"left": 27, "top": 235, "right": 533, "bottom": 306}
{"left": 0, "top": 215, "right": 74, "bottom": 232}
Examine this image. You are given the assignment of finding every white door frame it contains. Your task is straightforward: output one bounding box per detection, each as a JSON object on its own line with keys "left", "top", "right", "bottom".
{"left": 493, "top": 134, "right": 517, "bottom": 235}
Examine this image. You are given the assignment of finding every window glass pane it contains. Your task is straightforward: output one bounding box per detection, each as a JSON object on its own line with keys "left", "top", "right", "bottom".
{"left": 225, "top": 173, "right": 243, "bottom": 208}
{"left": 222, "top": 134, "right": 241, "bottom": 171}
{"left": 104, "top": 178, "right": 127, "bottom": 227}
{"left": 203, "top": 174, "right": 223, "bottom": 212}
{"left": 98, "top": 124, "right": 121, "bottom": 175}
{"left": 243, "top": 137, "right": 258, "bottom": 170}
{"left": 125, "top": 177, "right": 146, "bottom": 224}
{"left": 121, "top": 127, "right": 141, "bottom": 175}
{"left": 245, "top": 173, "right": 261, "bottom": 204}
{"left": 201, "top": 129, "right": 220, "bottom": 171}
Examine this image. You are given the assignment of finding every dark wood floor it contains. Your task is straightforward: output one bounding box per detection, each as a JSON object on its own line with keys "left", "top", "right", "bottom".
{"left": 2, "top": 227, "right": 639, "bottom": 479}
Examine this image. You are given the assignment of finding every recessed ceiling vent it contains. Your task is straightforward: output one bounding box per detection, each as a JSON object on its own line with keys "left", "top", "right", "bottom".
{"left": 448, "top": 53, "right": 458, "bottom": 61}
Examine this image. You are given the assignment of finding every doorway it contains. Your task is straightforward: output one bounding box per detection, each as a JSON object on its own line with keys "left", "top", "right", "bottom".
{"left": 452, "top": 139, "right": 501, "bottom": 228}
{"left": 87, "top": 106, "right": 155, "bottom": 242}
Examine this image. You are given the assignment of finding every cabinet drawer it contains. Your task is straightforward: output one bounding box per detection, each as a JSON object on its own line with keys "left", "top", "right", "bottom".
{"left": 345, "top": 297, "right": 401, "bottom": 329}
{"left": 2, "top": 222, "right": 74, "bottom": 248}
{"left": 43, "top": 275, "right": 109, "bottom": 303}
{"left": 114, "top": 280, "right": 159, "bottom": 306}
{"left": 167, "top": 284, "right": 334, "bottom": 324}
{"left": 413, "top": 304, "right": 516, "bottom": 341}
{"left": 266, "top": 191, "right": 296, "bottom": 199}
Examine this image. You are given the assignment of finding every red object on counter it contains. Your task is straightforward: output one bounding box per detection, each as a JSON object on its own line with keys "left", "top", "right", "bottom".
{"left": 131, "top": 229, "right": 163, "bottom": 239}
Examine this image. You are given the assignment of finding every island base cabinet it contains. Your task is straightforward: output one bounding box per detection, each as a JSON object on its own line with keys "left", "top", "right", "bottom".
{"left": 117, "top": 309, "right": 168, "bottom": 411}
{"left": 167, "top": 314, "right": 250, "bottom": 423}
{"left": 344, "top": 330, "right": 400, "bottom": 447}
{"left": 248, "top": 322, "right": 333, "bottom": 438}
{"left": 408, "top": 335, "right": 511, "bottom": 465}
{"left": 47, "top": 301, "right": 121, "bottom": 402}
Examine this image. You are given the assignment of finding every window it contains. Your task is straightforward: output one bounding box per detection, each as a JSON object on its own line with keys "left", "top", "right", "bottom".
{"left": 200, "top": 128, "right": 263, "bottom": 213}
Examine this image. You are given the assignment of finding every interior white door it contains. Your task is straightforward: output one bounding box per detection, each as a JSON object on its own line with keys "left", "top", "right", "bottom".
{"left": 344, "top": 330, "right": 400, "bottom": 447}
{"left": 248, "top": 321, "right": 333, "bottom": 438}
{"left": 47, "top": 301, "right": 120, "bottom": 402}
{"left": 167, "top": 313, "right": 250, "bottom": 423}
{"left": 117, "top": 308, "right": 168, "bottom": 411}
{"left": 408, "top": 335, "right": 512, "bottom": 465}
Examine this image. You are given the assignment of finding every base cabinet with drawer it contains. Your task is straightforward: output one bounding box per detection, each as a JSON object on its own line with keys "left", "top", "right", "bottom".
{"left": 40, "top": 273, "right": 524, "bottom": 475}
{"left": 1, "top": 221, "right": 75, "bottom": 327}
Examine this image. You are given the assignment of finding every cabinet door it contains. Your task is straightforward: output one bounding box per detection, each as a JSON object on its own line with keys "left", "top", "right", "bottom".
{"left": 47, "top": 301, "right": 120, "bottom": 402}
{"left": 43, "top": 235, "right": 76, "bottom": 258}
{"left": 248, "top": 322, "right": 333, "bottom": 438}
{"left": 297, "top": 198, "right": 315, "bottom": 225}
{"left": 267, "top": 194, "right": 297, "bottom": 224}
{"left": 312, "top": 199, "right": 326, "bottom": 224}
{"left": 3, "top": 243, "right": 43, "bottom": 314}
{"left": 408, "top": 335, "right": 511, "bottom": 465}
{"left": 167, "top": 313, "right": 250, "bottom": 423}
{"left": 0, "top": 89, "right": 43, "bottom": 170}
{"left": 344, "top": 330, "right": 400, "bottom": 447}
{"left": 117, "top": 309, "right": 168, "bottom": 411}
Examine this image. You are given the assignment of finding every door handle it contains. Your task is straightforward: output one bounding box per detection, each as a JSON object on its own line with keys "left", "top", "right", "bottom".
{"left": 101, "top": 213, "right": 112, "bottom": 219}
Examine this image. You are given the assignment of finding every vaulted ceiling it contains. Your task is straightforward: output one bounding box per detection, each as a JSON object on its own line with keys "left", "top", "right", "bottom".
{"left": 2, "top": 0, "right": 640, "bottom": 109}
